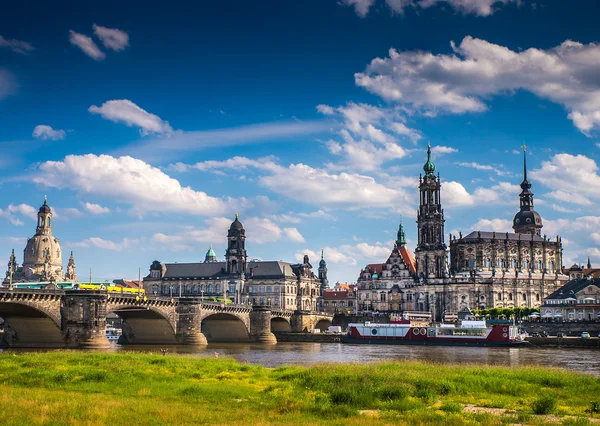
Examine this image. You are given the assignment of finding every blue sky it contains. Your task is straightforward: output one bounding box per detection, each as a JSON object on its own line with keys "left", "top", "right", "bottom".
{"left": 1, "top": 0, "right": 600, "bottom": 283}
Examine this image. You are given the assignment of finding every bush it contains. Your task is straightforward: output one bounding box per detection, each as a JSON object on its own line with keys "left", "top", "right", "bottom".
{"left": 532, "top": 393, "right": 557, "bottom": 415}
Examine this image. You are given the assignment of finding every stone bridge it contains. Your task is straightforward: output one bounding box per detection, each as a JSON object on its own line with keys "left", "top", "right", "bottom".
{"left": 0, "top": 289, "right": 333, "bottom": 348}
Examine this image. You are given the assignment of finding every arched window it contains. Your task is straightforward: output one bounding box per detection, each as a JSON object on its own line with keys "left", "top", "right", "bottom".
{"left": 208, "top": 284, "right": 213, "bottom": 293}
{"left": 508, "top": 293, "right": 513, "bottom": 301}
{"left": 185, "top": 284, "right": 191, "bottom": 294}
{"left": 537, "top": 260, "right": 543, "bottom": 271}
{"left": 163, "top": 286, "right": 169, "bottom": 295}
{"left": 536, "top": 293, "right": 540, "bottom": 302}
{"left": 484, "top": 258, "right": 490, "bottom": 268}
{"left": 215, "top": 284, "right": 221, "bottom": 293}
{"left": 523, "top": 293, "right": 527, "bottom": 301}
{"left": 193, "top": 285, "right": 199, "bottom": 295}
{"left": 201, "top": 284, "right": 206, "bottom": 292}
{"left": 172, "top": 285, "right": 178, "bottom": 296}
{"left": 497, "top": 292, "right": 502, "bottom": 301}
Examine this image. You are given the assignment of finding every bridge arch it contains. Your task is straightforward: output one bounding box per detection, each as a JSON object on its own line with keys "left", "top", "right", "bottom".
{"left": 0, "top": 300, "right": 63, "bottom": 348}
{"left": 270, "top": 316, "right": 292, "bottom": 332}
{"left": 108, "top": 305, "right": 177, "bottom": 345}
{"left": 314, "top": 318, "right": 333, "bottom": 331}
{"left": 201, "top": 312, "right": 250, "bottom": 342}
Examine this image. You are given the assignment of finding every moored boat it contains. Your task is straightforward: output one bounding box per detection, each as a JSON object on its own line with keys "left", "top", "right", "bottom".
{"left": 341, "top": 319, "right": 528, "bottom": 347}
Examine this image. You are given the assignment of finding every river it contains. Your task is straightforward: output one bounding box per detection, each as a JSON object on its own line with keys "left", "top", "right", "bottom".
{"left": 93, "top": 342, "right": 600, "bottom": 376}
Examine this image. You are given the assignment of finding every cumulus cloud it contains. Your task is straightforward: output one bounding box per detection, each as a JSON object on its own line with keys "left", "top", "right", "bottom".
{"left": 69, "top": 30, "right": 106, "bottom": 60}
{"left": 296, "top": 242, "right": 394, "bottom": 266}
{"left": 295, "top": 248, "right": 356, "bottom": 265}
{"left": 344, "top": 0, "right": 517, "bottom": 17}
{"left": 0, "top": 35, "right": 34, "bottom": 54}
{"left": 531, "top": 154, "right": 600, "bottom": 201}
{"left": 443, "top": 181, "right": 519, "bottom": 207}
{"left": 469, "top": 218, "right": 513, "bottom": 233}
{"left": 0, "top": 203, "right": 37, "bottom": 225}
{"left": 92, "top": 24, "right": 129, "bottom": 51}
{"left": 74, "top": 237, "right": 137, "bottom": 251}
{"left": 340, "top": 0, "right": 376, "bottom": 17}
{"left": 32, "top": 125, "right": 66, "bottom": 141}
{"left": 283, "top": 227, "right": 305, "bottom": 243}
{"left": 84, "top": 202, "right": 110, "bottom": 214}
{"left": 32, "top": 154, "right": 233, "bottom": 217}
{"left": 317, "top": 102, "right": 421, "bottom": 171}
{"left": 431, "top": 146, "right": 458, "bottom": 156}
{"left": 89, "top": 99, "right": 173, "bottom": 135}
{"left": 458, "top": 161, "right": 507, "bottom": 176}
{"left": 176, "top": 156, "right": 415, "bottom": 212}
{"left": 356, "top": 36, "right": 600, "bottom": 135}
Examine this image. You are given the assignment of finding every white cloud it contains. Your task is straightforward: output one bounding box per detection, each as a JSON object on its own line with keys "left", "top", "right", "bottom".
{"left": 443, "top": 181, "right": 519, "bottom": 208}
{"left": 295, "top": 248, "right": 356, "bottom": 265}
{"left": 431, "top": 145, "right": 458, "bottom": 156}
{"left": 443, "top": 181, "right": 474, "bottom": 206}
{"left": 346, "top": 0, "right": 516, "bottom": 17}
{"left": 178, "top": 155, "right": 414, "bottom": 212}
{"left": 84, "top": 202, "right": 110, "bottom": 214}
{"left": 7, "top": 203, "right": 37, "bottom": 221}
{"left": 74, "top": 237, "right": 137, "bottom": 251}
{"left": 33, "top": 154, "right": 232, "bottom": 217}
{"left": 316, "top": 102, "right": 420, "bottom": 171}
{"left": 356, "top": 37, "right": 600, "bottom": 134}
{"left": 69, "top": 30, "right": 106, "bottom": 60}
{"left": 0, "top": 35, "right": 34, "bottom": 54}
{"left": 0, "top": 69, "right": 16, "bottom": 100}
{"left": 340, "top": 0, "right": 376, "bottom": 17}
{"left": 283, "top": 227, "right": 305, "bottom": 243}
{"left": 470, "top": 218, "right": 513, "bottom": 232}
{"left": 458, "top": 161, "right": 507, "bottom": 176}
{"left": 89, "top": 99, "right": 173, "bottom": 135}
{"left": 531, "top": 154, "right": 600, "bottom": 201}
{"left": 92, "top": 24, "right": 129, "bottom": 51}
{"left": 32, "top": 125, "right": 66, "bottom": 141}
{"left": 546, "top": 190, "right": 592, "bottom": 206}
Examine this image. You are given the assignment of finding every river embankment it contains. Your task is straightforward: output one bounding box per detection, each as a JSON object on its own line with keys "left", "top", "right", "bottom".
{"left": 0, "top": 351, "right": 599, "bottom": 425}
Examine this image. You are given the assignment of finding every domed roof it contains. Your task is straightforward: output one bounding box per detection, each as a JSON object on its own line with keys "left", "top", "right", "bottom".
{"left": 372, "top": 273, "right": 379, "bottom": 279}
{"left": 513, "top": 210, "right": 542, "bottom": 226}
{"left": 229, "top": 214, "right": 244, "bottom": 230}
{"left": 38, "top": 197, "right": 51, "bottom": 214}
{"left": 423, "top": 143, "right": 435, "bottom": 175}
{"left": 23, "top": 235, "right": 63, "bottom": 267}
{"left": 206, "top": 246, "right": 216, "bottom": 258}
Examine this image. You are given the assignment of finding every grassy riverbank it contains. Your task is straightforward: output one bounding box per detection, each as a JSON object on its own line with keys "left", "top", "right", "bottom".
{"left": 0, "top": 352, "right": 599, "bottom": 425}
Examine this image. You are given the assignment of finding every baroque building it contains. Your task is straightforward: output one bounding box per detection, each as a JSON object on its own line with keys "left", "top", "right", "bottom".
{"left": 3, "top": 197, "right": 77, "bottom": 284}
{"left": 354, "top": 146, "right": 568, "bottom": 319}
{"left": 143, "top": 215, "right": 325, "bottom": 311}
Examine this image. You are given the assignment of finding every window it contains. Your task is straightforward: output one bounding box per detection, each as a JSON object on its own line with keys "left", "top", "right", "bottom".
{"left": 215, "top": 284, "right": 221, "bottom": 293}
{"left": 185, "top": 284, "right": 191, "bottom": 294}
{"left": 229, "top": 285, "right": 236, "bottom": 294}
{"left": 260, "top": 286, "right": 265, "bottom": 293}
{"left": 522, "top": 293, "right": 527, "bottom": 301}
{"left": 193, "top": 285, "right": 199, "bottom": 295}
{"left": 497, "top": 292, "right": 502, "bottom": 301}
{"left": 267, "top": 286, "right": 272, "bottom": 293}
{"left": 163, "top": 286, "right": 169, "bottom": 295}
{"left": 208, "top": 284, "right": 213, "bottom": 293}
{"left": 508, "top": 293, "right": 513, "bottom": 301}
{"left": 380, "top": 292, "right": 386, "bottom": 302}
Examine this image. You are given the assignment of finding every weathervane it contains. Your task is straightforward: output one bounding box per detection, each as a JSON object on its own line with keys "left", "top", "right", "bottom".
{"left": 521, "top": 144, "right": 527, "bottom": 152}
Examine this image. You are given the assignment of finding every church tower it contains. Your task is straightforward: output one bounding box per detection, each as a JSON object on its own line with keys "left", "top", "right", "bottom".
{"left": 225, "top": 214, "right": 247, "bottom": 275}
{"left": 512, "top": 146, "right": 543, "bottom": 236}
{"left": 318, "top": 249, "right": 328, "bottom": 292}
{"left": 204, "top": 245, "right": 217, "bottom": 263}
{"left": 415, "top": 143, "right": 447, "bottom": 280}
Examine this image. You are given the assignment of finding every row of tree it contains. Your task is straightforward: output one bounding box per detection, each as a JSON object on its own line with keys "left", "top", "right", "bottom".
{"left": 471, "top": 307, "right": 540, "bottom": 319}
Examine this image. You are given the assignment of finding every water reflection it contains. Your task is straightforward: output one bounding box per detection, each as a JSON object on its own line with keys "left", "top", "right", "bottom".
{"left": 3, "top": 343, "right": 599, "bottom": 376}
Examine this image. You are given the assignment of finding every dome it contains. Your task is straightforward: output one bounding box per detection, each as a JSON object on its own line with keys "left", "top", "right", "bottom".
{"left": 206, "top": 246, "right": 216, "bottom": 258}
{"left": 38, "top": 199, "right": 51, "bottom": 214}
{"left": 372, "top": 273, "right": 379, "bottom": 279}
{"left": 423, "top": 143, "right": 435, "bottom": 175}
{"left": 23, "top": 234, "right": 63, "bottom": 279}
{"left": 513, "top": 210, "right": 542, "bottom": 228}
{"left": 229, "top": 214, "right": 244, "bottom": 231}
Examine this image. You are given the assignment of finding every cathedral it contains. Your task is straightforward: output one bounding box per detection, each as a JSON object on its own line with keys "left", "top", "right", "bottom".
{"left": 356, "top": 144, "right": 569, "bottom": 319}
{"left": 4, "top": 197, "right": 77, "bottom": 284}
{"left": 143, "top": 215, "right": 328, "bottom": 311}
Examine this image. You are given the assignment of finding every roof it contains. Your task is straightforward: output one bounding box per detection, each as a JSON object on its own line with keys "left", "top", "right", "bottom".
{"left": 544, "top": 278, "right": 600, "bottom": 300}
{"left": 459, "top": 231, "right": 546, "bottom": 242}
{"left": 324, "top": 290, "right": 351, "bottom": 300}
{"left": 113, "top": 279, "right": 143, "bottom": 289}
{"left": 367, "top": 264, "right": 384, "bottom": 275}
{"left": 248, "top": 261, "right": 296, "bottom": 278}
{"left": 164, "top": 262, "right": 227, "bottom": 278}
{"left": 398, "top": 246, "right": 417, "bottom": 275}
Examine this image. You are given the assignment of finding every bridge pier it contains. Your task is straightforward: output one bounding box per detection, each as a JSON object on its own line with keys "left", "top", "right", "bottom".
{"left": 250, "top": 305, "right": 277, "bottom": 344}
{"left": 176, "top": 304, "right": 208, "bottom": 345}
{"left": 62, "top": 291, "right": 111, "bottom": 349}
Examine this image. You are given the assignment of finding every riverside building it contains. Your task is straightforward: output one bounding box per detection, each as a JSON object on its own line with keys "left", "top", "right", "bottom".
{"left": 143, "top": 215, "right": 327, "bottom": 311}
{"left": 356, "top": 145, "right": 569, "bottom": 319}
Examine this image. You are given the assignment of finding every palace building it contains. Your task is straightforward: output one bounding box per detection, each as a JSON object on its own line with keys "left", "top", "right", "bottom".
{"left": 143, "top": 215, "right": 327, "bottom": 311}
{"left": 4, "top": 197, "right": 77, "bottom": 284}
{"left": 356, "top": 145, "right": 569, "bottom": 318}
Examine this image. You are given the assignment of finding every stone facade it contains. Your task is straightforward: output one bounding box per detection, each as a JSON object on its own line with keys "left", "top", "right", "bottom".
{"left": 4, "top": 197, "right": 77, "bottom": 284}
{"left": 540, "top": 277, "right": 600, "bottom": 321}
{"left": 352, "top": 146, "right": 569, "bottom": 319}
{"left": 143, "top": 215, "right": 326, "bottom": 312}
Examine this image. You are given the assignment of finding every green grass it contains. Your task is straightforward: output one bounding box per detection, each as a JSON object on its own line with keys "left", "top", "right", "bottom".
{"left": 0, "top": 351, "right": 598, "bottom": 425}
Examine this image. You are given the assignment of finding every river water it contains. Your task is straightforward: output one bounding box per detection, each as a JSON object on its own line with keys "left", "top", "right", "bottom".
{"left": 102, "top": 342, "right": 600, "bottom": 376}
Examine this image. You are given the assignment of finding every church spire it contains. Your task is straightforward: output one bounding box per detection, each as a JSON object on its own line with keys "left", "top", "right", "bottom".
{"left": 512, "top": 145, "right": 543, "bottom": 236}
{"left": 396, "top": 222, "right": 406, "bottom": 248}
